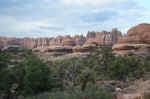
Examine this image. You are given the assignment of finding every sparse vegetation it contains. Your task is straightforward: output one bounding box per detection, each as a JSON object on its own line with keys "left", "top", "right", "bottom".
{"left": 0, "top": 51, "right": 62, "bottom": 99}
{"left": 0, "top": 47, "right": 150, "bottom": 99}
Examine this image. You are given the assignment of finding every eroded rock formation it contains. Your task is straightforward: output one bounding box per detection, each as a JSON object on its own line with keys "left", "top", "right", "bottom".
{"left": 113, "top": 23, "right": 150, "bottom": 56}
{"left": 0, "top": 40, "right": 4, "bottom": 49}
{"left": 0, "top": 28, "right": 122, "bottom": 52}
{"left": 73, "top": 35, "right": 86, "bottom": 46}
{"left": 63, "top": 35, "right": 75, "bottom": 47}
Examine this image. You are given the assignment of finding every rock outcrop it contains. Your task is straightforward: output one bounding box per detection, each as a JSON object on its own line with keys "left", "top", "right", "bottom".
{"left": 113, "top": 23, "right": 150, "bottom": 56}
{"left": 23, "top": 38, "right": 36, "bottom": 49}
{"left": 73, "top": 35, "right": 86, "bottom": 46}
{"left": 0, "top": 28, "right": 122, "bottom": 53}
{"left": 0, "top": 40, "right": 4, "bottom": 49}
{"left": 83, "top": 39, "right": 97, "bottom": 48}
{"left": 115, "top": 80, "right": 150, "bottom": 99}
{"left": 72, "top": 46, "right": 89, "bottom": 53}
{"left": 86, "top": 31, "right": 96, "bottom": 39}
{"left": 63, "top": 35, "right": 75, "bottom": 47}
{"left": 86, "top": 29, "right": 122, "bottom": 46}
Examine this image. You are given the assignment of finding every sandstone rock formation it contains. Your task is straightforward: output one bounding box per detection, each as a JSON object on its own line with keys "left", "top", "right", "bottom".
{"left": 0, "top": 40, "right": 4, "bottom": 49}
{"left": 73, "top": 35, "right": 86, "bottom": 46}
{"left": 55, "top": 36, "right": 64, "bottom": 46}
{"left": 63, "top": 35, "right": 75, "bottom": 47}
{"left": 115, "top": 79, "right": 150, "bottom": 99}
{"left": 86, "top": 31, "right": 96, "bottom": 39}
{"left": 96, "top": 31, "right": 114, "bottom": 46}
{"left": 83, "top": 39, "right": 97, "bottom": 48}
{"left": 85, "top": 29, "right": 122, "bottom": 47}
{"left": 113, "top": 23, "right": 150, "bottom": 56}
{"left": 0, "top": 28, "right": 122, "bottom": 53}
{"left": 23, "top": 38, "right": 36, "bottom": 48}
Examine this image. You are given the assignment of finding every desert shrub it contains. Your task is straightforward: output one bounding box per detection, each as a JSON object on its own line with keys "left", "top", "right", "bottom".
{"left": 107, "top": 56, "right": 150, "bottom": 80}
{"left": 52, "top": 58, "right": 83, "bottom": 88}
{"left": 15, "top": 55, "right": 52, "bottom": 95}
{"left": 13, "top": 54, "right": 63, "bottom": 96}
{"left": 2, "top": 47, "right": 150, "bottom": 98}
{"left": 86, "top": 47, "right": 150, "bottom": 80}
{"left": 51, "top": 57, "right": 100, "bottom": 91}
{"left": 0, "top": 52, "right": 62, "bottom": 98}
{"left": 0, "top": 52, "right": 12, "bottom": 67}
{"left": 25, "top": 85, "right": 113, "bottom": 99}
{"left": 50, "top": 46, "right": 150, "bottom": 88}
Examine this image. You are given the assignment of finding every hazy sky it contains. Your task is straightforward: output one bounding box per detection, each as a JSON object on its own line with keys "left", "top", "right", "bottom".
{"left": 0, "top": 0, "right": 150, "bottom": 37}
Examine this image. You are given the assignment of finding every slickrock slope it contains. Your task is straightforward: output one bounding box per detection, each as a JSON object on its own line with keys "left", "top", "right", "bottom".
{"left": 113, "top": 23, "right": 150, "bottom": 56}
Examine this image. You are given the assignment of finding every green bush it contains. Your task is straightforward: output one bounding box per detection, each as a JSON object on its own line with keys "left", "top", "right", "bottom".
{"left": 85, "top": 47, "right": 150, "bottom": 80}
{"left": 16, "top": 55, "right": 53, "bottom": 95}
{"left": 0, "top": 52, "right": 62, "bottom": 98}
{"left": 107, "top": 56, "right": 149, "bottom": 80}
{"left": 50, "top": 47, "right": 150, "bottom": 89}
{"left": 25, "top": 85, "right": 113, "bottom": 99}
{"left": 1, "top": 47, "right": 150, "bottom": 98}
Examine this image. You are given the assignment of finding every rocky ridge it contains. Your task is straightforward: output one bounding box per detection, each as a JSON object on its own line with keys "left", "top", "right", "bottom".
{"left": 0, "top": 29, "right": 122, "bottom": 53}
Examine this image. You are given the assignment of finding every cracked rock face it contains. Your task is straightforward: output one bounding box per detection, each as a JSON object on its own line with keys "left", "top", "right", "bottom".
{"left": 113, "top": 23, "right": 150, "bottom": 56}
{"left": 84, "top": 29, "right": 122, "bottom": 47}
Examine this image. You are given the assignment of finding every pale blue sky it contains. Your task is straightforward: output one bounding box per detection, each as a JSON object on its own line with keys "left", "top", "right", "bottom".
{"left": 0, "top": 0, "right": 149, "bottom": 37}
{"left": 138, "top": 0, "right": 150, "bottom": 9}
